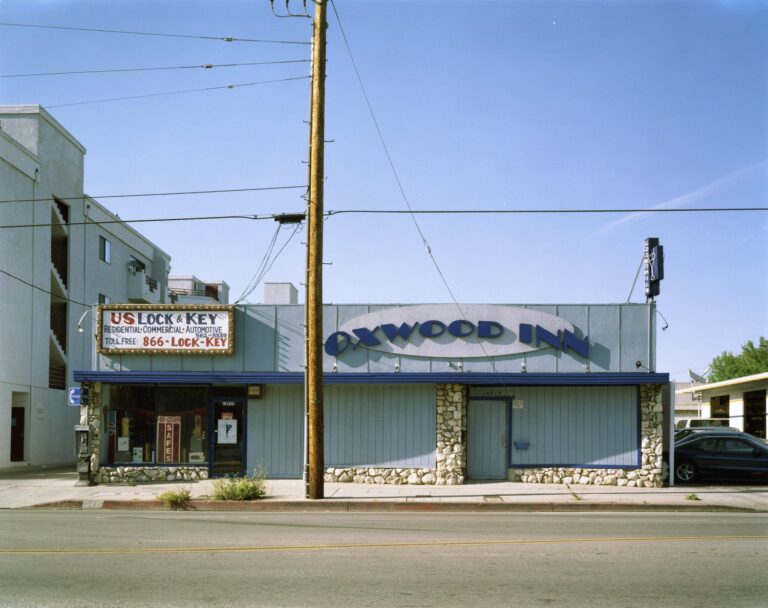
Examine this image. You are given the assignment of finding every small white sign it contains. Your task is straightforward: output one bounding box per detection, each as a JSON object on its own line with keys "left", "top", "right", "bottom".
{"left": 132, "top": 447, "right": 144, "bottom": 463}
{"left": 512, "top": 399, "right": 524, "bottom": 409}
{"left": 218, "top": 419, "right": 237, "bottom": 444}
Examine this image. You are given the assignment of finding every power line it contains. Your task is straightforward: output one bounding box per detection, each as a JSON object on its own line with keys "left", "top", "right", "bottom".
{"left": 0, "top": 214, "right": 273, "bottom": 230}
{"left": 326, "top": 207, "right": 768, "bottom": 216}
{"left": 235, "top": 224, "right": 283, "bottom": 303}
{"left": 0, "top": 267, "right": 89, "bottom": 308}
{"left": 235, "top": 222, "right": 304, "bottom": 304}
{"left": 328, "top": 0, "right": 463, "bottom": 308}
{"left": 1, "top": 60, "right": 310, "bottom": 79}
{"left": 47, "top": 76, "right": 310, "bottom": 108}
{"left": 0, "top": 184, "right": 309, "bottom": 205}
{"left": 0, "top": 22, "right": 310, "bottom": 45}
{"left": 328, "top": 1, "right": 503, "bottom": 371}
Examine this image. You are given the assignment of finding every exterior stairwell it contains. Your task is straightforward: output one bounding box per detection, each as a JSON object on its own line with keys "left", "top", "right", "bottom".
{"left": 50, "top": 241, "right": 68, "bottom": 291}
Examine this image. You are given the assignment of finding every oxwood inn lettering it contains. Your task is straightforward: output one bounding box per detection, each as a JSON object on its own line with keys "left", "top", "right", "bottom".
{"left": 324, "top": 305, "right": 589, "bottom": 360}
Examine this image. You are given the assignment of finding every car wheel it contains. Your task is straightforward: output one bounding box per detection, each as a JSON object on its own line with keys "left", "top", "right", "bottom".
{"left": 675, "top": 461, "right": 697, "bottom": 483}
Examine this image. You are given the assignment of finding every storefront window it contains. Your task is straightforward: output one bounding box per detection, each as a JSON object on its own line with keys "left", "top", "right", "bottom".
{"left": 156, "top": 387, "right": 209, "bottom": 464}
{"left": 107, "top": 385, "right": 155, "bottom": 464}
{"left": 104, "top": 385, "right": 211, "bottom": 466}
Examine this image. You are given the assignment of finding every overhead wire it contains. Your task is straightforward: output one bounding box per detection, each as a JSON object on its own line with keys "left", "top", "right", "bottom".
{"left": 1, "top": 59, "right": 310, "bottom": 79}
{"left": 247, "top": 222, "right": 303, "bottom": 301}
{"left": 626, "top": 254, "right": 646, "bottom": 303}
{"left": 0, "top": 266, "right": 90, "bottom": 308}
{"left": 328, "top": 0, "right": 462, "bottom": 307}
{"left": 46, "top": 75, "right": 310, "bottom": 108}
{"left": 0, "top": 214, "right": 272, "bottom": 230}
{"left": 234, "top": 222, "right": 303, "bottom": 303}
{"left": 3, "top": 205, "right": 763, "bottom": 230}
{"left": 329, "top": 0, "right": 501, "bottom": 369}
{"left": 0, "top": 22, "right": 310, "bottom": 45}
{"left": 234, "top": 223, "right": 283, "bottom": 303}
{"left": 0, "top": 184, "right": 309, "bottom": 205}
{"left": 326, "top": 206, "right": 768, "bottom": 216}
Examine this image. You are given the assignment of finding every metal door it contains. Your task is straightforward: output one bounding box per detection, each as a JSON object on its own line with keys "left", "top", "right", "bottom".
{"left": 467, "top": 399, "right": 508, "bottom": 479}
{"left": 11, "top": 407, "right": 24, "bottom": 462}
{"left": 210, "top": 398, "right": 245, "bottom": 476}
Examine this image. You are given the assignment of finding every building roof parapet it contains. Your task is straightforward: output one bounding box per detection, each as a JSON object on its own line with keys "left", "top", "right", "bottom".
{"left": 0, "top": 105, "right": 87, "bottom": 154}
{"left": 675, "top": 372, "right": 768, "bottom": 395}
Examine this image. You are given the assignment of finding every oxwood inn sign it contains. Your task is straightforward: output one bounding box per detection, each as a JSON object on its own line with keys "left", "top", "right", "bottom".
{"left": 97, "top": 304, "right": 589, "bottom": 360}
{"left": 324, "top": 305, "right": 589, "bottom": 359}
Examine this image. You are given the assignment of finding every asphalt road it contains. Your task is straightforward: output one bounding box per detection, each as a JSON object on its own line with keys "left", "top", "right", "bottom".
{"left": 1, "top": 511, "right": 766, "bottom": 607}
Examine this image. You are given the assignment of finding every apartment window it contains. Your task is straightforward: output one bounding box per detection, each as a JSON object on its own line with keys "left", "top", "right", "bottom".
{"left": 98, "top": 294, "right": 111, "bottom": 304}
{"left": 99, "top": 236, "right": 111, "bottom": 264}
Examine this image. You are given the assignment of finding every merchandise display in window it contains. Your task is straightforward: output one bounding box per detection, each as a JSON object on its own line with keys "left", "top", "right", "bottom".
{"left": 103, "top": 385, "right": 218, "bottom": 466}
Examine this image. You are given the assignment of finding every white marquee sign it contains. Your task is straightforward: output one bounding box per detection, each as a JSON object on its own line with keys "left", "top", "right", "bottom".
{"left": 98, "top": 304, "right": 234, "bottom": 355}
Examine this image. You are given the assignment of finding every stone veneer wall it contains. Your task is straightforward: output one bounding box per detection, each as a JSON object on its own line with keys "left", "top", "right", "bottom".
{"left": 95, "top": 466, "right": 208, "bottom": 484}
{"left": 81, "top": 381, "right": 664, "bottom": 487}
{"left": 324, "top": 383, "right": 467, "bottom": 485}
{"left": 512, "top": 384, "right": 665, "bottom": 488}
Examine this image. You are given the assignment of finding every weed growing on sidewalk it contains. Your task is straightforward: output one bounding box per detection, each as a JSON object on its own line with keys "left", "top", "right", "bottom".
{"left": 212, "top": 469, "right": 267, "bottom": 501}
{"left": 158, "top": 487, "right": 192, "bottom": 510}
{"left": 564, "top": 483, "right": 582, "bottom": 501}
{"left": 685, "top": 493, "right": 701, "bottom": 501}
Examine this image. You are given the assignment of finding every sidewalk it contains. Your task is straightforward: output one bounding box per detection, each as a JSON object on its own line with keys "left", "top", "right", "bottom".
{"left": 1, "top": 465, "right": 767, "bottom": 512}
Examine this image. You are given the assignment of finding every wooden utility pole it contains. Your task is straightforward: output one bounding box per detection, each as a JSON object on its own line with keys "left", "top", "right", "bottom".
{"left": 306, "top": 0, "right": 327, "bottom": 500}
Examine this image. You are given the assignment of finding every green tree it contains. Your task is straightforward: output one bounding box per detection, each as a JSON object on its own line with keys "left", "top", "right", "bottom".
{"left": 708, "top": 337, "right": 768, "bottom": 383}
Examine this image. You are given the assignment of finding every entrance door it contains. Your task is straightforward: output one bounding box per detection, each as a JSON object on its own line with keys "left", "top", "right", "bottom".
{"left": 467, "top": 399, "right": 508, "bottom": 479}
{"left": 744, "top": 390, "right": 766, "bottom": 439}
{"left": 10, "top": 407, "right": 24, "bottom": 462}
{"left": 210, "top": 398, "right": 245, "bottom": 476}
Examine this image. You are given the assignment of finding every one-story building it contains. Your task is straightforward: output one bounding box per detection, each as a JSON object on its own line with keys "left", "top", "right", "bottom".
{"left": 74, "top": 289, "right": 671, "bottom": 487}
{"left": 676, "top": 372, "right": 768, "bottom": 438}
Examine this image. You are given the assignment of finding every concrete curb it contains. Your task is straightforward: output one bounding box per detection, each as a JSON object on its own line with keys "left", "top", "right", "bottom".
{"left": 21, "top": 499, "right": 766, "bottom": 513}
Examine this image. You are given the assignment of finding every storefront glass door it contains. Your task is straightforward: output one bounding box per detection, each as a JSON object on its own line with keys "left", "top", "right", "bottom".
{"left": 210, "top": 397, "right": 245, "bottom": 476}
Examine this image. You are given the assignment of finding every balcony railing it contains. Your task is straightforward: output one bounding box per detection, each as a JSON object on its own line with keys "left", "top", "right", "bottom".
{"left": 127, "top": 269, "right": 161, "bottom": 304}
{"left": 169, "top": 285, "right": 220, "bottom": 302}
{"left": 48, "top": 364, "right": 66, "bottom": 390}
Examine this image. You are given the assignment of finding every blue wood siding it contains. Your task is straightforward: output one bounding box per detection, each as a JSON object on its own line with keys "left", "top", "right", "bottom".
{"left": 508, "top": 386, "right": 638, "bottom": 467}
{"left": 325, "top": 384, "right": 435, "bottom": 468}
{"left": 471, "top": 386, "right": 638, "bottom": 468}
{"left": 97, "top": 304, "right": 654, "bottom": 375}
{"left": 247, "top": 385, "right": 303, "bottom": 478}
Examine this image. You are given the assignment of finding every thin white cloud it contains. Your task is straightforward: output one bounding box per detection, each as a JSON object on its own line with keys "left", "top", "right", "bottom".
{"left": 592, "top": 159, "right": 768, "bottom": 236}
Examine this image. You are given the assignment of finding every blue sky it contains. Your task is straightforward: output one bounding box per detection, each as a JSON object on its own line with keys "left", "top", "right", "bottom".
{"left": 1, "top": 0, "right": 766, "bottom": 380}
